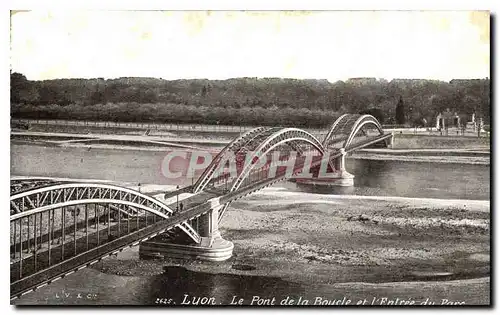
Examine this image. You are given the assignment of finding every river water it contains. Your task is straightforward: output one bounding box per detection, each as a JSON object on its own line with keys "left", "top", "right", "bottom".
{"left": 11, "top": 143, "right": 490, "bottom": 200}
{"left": 10, "top": 143, "right": 490, "bottom": 305}
{"left": 293, "top": 159, "right": 489, "bottom": 200}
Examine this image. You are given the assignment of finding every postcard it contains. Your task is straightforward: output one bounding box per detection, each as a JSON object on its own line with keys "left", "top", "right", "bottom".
{"left": 9, "top": 10, "right": 490, "bottom": 306}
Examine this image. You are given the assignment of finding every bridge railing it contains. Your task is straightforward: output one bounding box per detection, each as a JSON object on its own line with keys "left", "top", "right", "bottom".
{"left": 202, "top": 146, "right": 341, "bottom": 196}
{"left": 11, "top": 118, "right": 256, "bottom": 134}
{"left": 10, "top": 200, "right": 170, "bottom": 298}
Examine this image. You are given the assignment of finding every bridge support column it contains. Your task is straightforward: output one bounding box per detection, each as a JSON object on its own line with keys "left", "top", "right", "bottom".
{"left": 197, "top": 199, "right": 233, "bottom": 255}
{"left": 332, "top": 148, "right": 355, "bottom": 186}
{"left": 198, "top": 206, "right": 221, "bottom": 247}
{"left": 335, "top": 148, "right": 347, "bottom": 172}
{"left": 139, "top": 198, "right": 233, "bottom": 262}
{"left": 294, "top": 148, "right": 354, "bottom": 187}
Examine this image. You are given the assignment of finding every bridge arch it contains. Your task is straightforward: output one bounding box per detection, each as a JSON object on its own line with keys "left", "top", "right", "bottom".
{"left": 193, "top": 127, "right": 269, "bottom": 193}
{"left": 343, "top": 114, "right": 384, "bottom": 150}
{"left": 10, "top": 182, "right": 202, "bottom": 247}
{"left": 217, "top": 128, "right": 330, "bottom": 220}
{"left": 322, "top": 114, "right": 384, "bottom": 150}
{"left": 10, "top": 183, "right": 174, "bottom": 216}
{"left": 322, "top": 113, "right": 350, "bottom": 147}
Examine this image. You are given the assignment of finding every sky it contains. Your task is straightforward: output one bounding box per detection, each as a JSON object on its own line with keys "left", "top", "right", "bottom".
{"left": 10, "top": 10, "right": 490, "bottom": 82}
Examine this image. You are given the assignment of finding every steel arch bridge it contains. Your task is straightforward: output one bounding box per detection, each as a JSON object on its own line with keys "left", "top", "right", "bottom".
{"left": 10, "top": 114, "right": 392, "bottom": 299}
{"left": 192, "top": 127, "right": 333, "bottom": 193}
{"left": 208, "top": 127, "right": 334, "bottom": 220}
{"left": 193, "top": 114, "right": 390, "bottom": 221}
{"left": 10, "top": 181, "right": 203, "bottom": 298}
{"left": 322, "top": 114, "right": 386, "bottom": 150}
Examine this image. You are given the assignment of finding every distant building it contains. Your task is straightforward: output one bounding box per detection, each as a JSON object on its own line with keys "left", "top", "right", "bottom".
{"left": 390, "top": 79, "right": 440, "bottom": 88}
{"left": 449, "top": 79, "right": 483, "bottom": 85}
{"left": 436, "top": 109, "right": 478, "bottom": 131}
{"left": 391, "top": 79, "right": 429, "bottom": 83}
{"left": 391, "top": 78, "right": 437, "bottom": 84}
{"left": 435, "top": 109, "right": 460, "bottom": 130}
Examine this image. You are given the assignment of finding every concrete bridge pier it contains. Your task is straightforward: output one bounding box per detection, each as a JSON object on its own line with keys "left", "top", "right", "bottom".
{"left": 329, "top": 148, "right": 355, "bottom": 186}
{"left": 139, "top": 198, "right": 234, "bottom": 261}
{"left": 197, "top": 198, "right": 234, "bottom": 258}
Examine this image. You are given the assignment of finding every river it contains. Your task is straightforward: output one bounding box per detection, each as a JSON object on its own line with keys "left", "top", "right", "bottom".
{"left": 11, "top": 143, "right": 490, "bottom": 200}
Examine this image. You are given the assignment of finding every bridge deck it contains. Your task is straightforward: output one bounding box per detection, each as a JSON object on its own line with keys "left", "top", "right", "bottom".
{"left": 10, "top": 198, "right": 217, "bottom": 299}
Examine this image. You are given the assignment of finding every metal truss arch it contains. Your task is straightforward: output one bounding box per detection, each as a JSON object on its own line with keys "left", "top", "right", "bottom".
{"left": 10, "top": 199, "right": 168, "bottom": 221}
{"left": 322, "top": 114, "right": 350, "bottom": 146}
{"left": 322, "top": 114, "right": 384, "bottom": 150}
{"left": 343, "top": 115, "right": 384, "bottom": 150}
{"left": 10, "top": 183, "right": 174, "bottom": 216}
{"left": 9, "top": 182, "right": 202, "bottom": 246}
{"left": 10, "top": 178, "right": 75, "bottom": 195}
{"left": 218, "top": 128, "right": 330, "bottom": 220}
{"left": 233, "top": 128, "right": 327, "bottom": 188}
{"left": 193, "top": 127, "right": 271, "bottom": 193}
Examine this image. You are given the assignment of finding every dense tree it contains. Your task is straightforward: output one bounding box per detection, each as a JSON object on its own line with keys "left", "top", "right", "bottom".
{"left": 395, "top": 96, "right": 406, "bottom": 125}
{"left": 10, "top": 72, "right": 28, "bottom": 103}
{"left": 9, "top": 73, "right": 490, "bottom": 128}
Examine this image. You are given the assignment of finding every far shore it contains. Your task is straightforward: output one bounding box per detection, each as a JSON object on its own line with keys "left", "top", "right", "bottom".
{"left": 11, "top": 129, "right": 490, "bottom": 166}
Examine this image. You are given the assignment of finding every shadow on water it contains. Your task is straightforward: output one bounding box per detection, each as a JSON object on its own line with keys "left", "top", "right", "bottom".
{"left": 12, "top": 260, "right": 489, "bottom": 306}
{"left": 146, "top": 266, "right": 305, "bottom": 306}
{"left": 143, "top": 262, "right": 490, "bottom": 306}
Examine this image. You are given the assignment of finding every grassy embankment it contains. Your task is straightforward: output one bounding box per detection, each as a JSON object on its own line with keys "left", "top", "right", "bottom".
{"left": 14, "top": 119, "right": 491, "bottom": 150}
{"left": 392, "top": 134, "right": 490, "bottom": 150}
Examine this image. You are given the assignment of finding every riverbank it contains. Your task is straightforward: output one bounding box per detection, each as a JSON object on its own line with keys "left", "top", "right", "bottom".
{"left": 12, "top": 186, "right": 490, "bottom": 305}
{"left": 352, "top": 148, "right": 489, "bottom": 165}
{"left": 12, "top": 119, "right": 490, "bottom": 150}
{"left": 350, "top": 152, "right": 489, "bottom": 165}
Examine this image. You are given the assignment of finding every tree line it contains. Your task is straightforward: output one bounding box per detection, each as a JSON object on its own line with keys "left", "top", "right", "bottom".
{"left": 10, "top": 73, "right": 490, "bottom": 128}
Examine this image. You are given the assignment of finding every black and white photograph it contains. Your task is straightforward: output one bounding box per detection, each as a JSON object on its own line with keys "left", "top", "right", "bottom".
{"left": 7, "top": 8, "right": 491, "bottom": 306}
